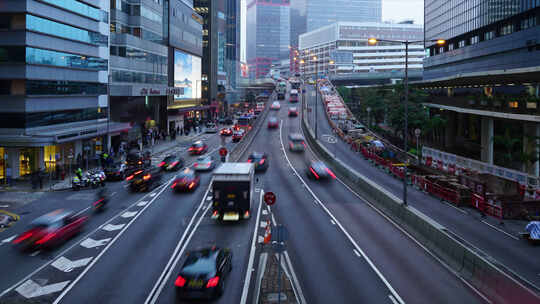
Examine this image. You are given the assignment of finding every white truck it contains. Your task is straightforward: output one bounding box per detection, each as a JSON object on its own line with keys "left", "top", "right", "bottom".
{"left": 211, "top": 163, "right": 255, "bottom": 221}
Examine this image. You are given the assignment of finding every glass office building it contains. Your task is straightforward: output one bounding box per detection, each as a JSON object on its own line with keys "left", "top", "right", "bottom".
{"left": 0, "top": 0, "right": 113, "bottom": 179}
{"left": 247, "top": 0, "right": 290, "bottom": 79}
{"left": 424, "top": 0, "right": 540, "bottom": 79}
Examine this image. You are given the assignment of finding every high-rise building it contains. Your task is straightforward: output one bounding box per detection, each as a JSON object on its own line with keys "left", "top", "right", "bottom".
{"left": 0, "top": 0, "right": 111, "bottom": 179}
{"left": 290, "top": 0, "right": 382, "bottom": 49}
{"left": 424, "top": 0, "right": 539, "bottom": 80}
{"left": 194, "top": 0, "right": 239, "bottom": 111}
{"left": 299, "top": 22, "right": 423, "bottom": 77}
{"left": 110, "top": 0, "right": 203, "bottom": 141}
{"left": 247, "top": 0, "right": 290, "bottom": 79}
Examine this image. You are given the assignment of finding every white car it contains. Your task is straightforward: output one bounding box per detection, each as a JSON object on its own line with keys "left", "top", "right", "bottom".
{"left": 193, "top": 156, "right": 216, "bottom": 171}
{"left": 205, "top": 123, "right": 218, "bottom": 133}
{"left": 270, "top": 101, "right": 281, "bottom": 110}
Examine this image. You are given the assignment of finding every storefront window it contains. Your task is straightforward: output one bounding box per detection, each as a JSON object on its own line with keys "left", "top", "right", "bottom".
{"left": 0, "top": 148, "right": 5, "bottom": 181}
{"left": 20, "top": 148, "right": 39, "bottom": 176}
{"left": 44, "top": 145, "right": 57, "bottom": 172}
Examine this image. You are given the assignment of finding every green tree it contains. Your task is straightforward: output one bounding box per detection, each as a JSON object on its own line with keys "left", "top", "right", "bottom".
{"left": 491, "top": 128, "right": 522, "bottom": 164}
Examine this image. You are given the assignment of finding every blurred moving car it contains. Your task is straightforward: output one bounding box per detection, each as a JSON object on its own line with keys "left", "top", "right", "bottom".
{"left": 225, "top": 117, "right": 234, "bottom": 125}
{"left": 175, "top": 247, "right": 232, "bottom": 299}
{"left": 220, "top": 127, "right": 233, "bottom": 136}
{"left": 104, "top": 162, "right": 127, "bottom": 180}
{"left": 306, "top": 161, "right": 336, "bottom": 180}
{"left": 158, "top": 154, "right": 184, "bottom": 171}
{"left": 267, "top": 117, "right": 279, "bottom": 129}
{"left": 12, "top": 209, "right": 87, "bottom": 251}
{"left": 171, "top": 168, "right": 200, "bottom": 192}
{"left": 288, "top": 107, "right": 298, "bottom": 117}
{"left": 205, "top": 123, "right": 218, "bottom": 133}
{"left": 126, "top": 149, "right": 151, "bottom": 169}
{"left": 193, "top": 155, "right": 216, "bottom": 171}
{"left": 247, "top": 152, "right": 268, "bottom": 171}
{"left": 127, "top": 168, "right": 163, "bottom": 192}
{"left": 288, "top": 133, "right": 306, "bottom": 152}
{"left": 189, "top": 141, "right": 208, "bottom": 155}
{"left": 232, "top": 129, "right": 245, "bottom": 142}
{"left": 270, "top": 101, "right": 281, "bottom": 110}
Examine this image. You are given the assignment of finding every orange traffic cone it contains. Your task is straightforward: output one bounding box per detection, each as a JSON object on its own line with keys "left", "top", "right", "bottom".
{"left": 263, "top": 221, "right": 271, "bottom": 244}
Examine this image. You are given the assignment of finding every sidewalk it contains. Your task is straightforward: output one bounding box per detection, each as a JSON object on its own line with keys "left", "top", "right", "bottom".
{"left": 0, "top": 132, "right": 205, "bottom": 193}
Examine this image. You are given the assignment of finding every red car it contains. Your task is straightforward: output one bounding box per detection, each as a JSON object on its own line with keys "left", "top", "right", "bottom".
{"left": 288, "top": 107, "right": 298, "bottom": 117}
{"left": 13, "top": 209, "right": 87, "bottom": 251}
{"left": 232, "top": 130, "right": 245, "bottom": 142}
{"left": 220, "top": 128, "right": 233, "bottom": 136}
{"left": 267, "top": 117, "right": 279, "bottom": 129}
{"left": 171, "top": 168, "right": 200, "bottom": 192}
{"left": 189, "top": 141, "right": 208, "bottom": 155}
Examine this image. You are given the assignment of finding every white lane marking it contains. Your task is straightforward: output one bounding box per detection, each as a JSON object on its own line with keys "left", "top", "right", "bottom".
{"left": 120, "top": 211, "right": 137, "bottom": 218}
{"left": 73, "top": 206, "right": 90, "bottom": 217}
{"left": 53, "top": 177, "right": 176, "bottom": 304}
{"left": 262, "top": 209, "right": 268, "bottom": 216}
{"left": 206, "top": 196, "right": 212, "bottom": 201}
{"left": 51, "top": 256, "right": 93, "bottom": 273}
{"left": 144, "top": 184, "right": 213, "bottom": 304}
{"left": 271, "top": 213, "right": 277, "bottom": 227}
{"left": 0, "top": 205, "right": 9, "bottom": 208}
{"left": 389, "top": 295, "right": 400, "bottom": 304}
{"left": 29, "top": 251, "right": 40, "bottom": 257}
{"left": 280, "top": 121, "right": 405, "bottom": 304}
{"left": 481, "top": 220, "right": 519, "bottom": 240}
{"left": 441, "top": 200, "right": 468, "bottom": 215}
{"left": 240, "top": 189, "right": 264, "bottom": 304}
{"left": 353, "top": 249, "right": 361, "bottom": 258}
{"left": 330, "top": 220, "right": 336, "bottom": 225}
{"left": 16, "top": 279, "right": 70, "bottom": 299}
{"left": 257, "top": 235, "right": 265, "bottom": 244}
{"left": 80, "top": 238, "right": 111, "bottom": 249}
{"left": 149, "top": 192, "right": 157, "bottom": 197}
{"left": 1, "top": 235, "right": 16, "bottom": 244}
{"left": 260, "top": 221, "right": 268, "bottom": 229}
{"left": 111, "top": 192, "right": 117, "bottom": 197}
{"left": 101, "top": 223, "right": 125, "bottom": 232}
{"left": 255, "top": 187, "right": 261, "bottom": 192}
{"left": 137, "top": 201, "right": 149, "bottom": 207}
{"left": 283, "top": 251, "right": 306, "bottom": 304}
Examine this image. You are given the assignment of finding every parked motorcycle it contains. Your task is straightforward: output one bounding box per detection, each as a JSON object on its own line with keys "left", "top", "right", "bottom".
{"left": 72, "top": 175, "right": 89, "bottom": 191}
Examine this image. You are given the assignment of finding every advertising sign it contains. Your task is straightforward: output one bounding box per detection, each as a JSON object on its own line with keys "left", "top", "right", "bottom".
{"left": 174, "top": 49, "right": 202, "bottom": 100}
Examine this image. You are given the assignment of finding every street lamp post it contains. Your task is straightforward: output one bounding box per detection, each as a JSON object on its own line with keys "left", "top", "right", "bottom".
{"left": 415, "top": 128, "right": 421, "bottom": 164}
{"left": 366, "top": 106, "right": 371, "bottom": 128}
{"left": 313, "top": 56, "right": 319, "bottom": 139}
{"left": 368, "top": 37, "right": 445, "bottom": 206}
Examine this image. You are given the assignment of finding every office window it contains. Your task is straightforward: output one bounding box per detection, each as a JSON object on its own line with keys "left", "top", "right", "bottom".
{"left": 500, "top": 23, "right": 514, "bottom": 36}
{"left": 484, "top": 30, "right": 495, "bottom": 41}
{"left": 470, "top": 35, "right": 479, "bottom": 44}
{"left": 458, "top": 40, "right": 466, "bottom": 47}
{"left": 26, "top": 15, "right": 108, "bottom": 46}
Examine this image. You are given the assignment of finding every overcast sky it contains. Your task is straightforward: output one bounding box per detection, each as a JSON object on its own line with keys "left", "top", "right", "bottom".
{"left": 240, "top": 0, "right": 425, "bottom": 62}
{"left": 382, "top": 0, "right": 424, "bottom": 24}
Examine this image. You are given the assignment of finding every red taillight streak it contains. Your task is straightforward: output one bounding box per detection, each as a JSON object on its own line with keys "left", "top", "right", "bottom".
{"left": 158, "top": 161, "right": 165, "bottom": 167}
{"left": 194, "top": 163, "right": 198, "bottom": 167}
{"left": 309, "top": 167, "right": 320, "bottom": 179}
{"left": 247, "top": 159, "right": 252, "bottom": 163}
{"left": 171, "top": 161, "right": 179, "bottom": 167}
{"left": 302, "top": 141, "right": 307, "bottom": 148}
{"left": 126, "top": 175, "right": 134, "bottom": 181}
{"left": 206, "top": 162, "right": 211, "bottom": 166}
{"left": 171, "top": 182, "right": 178, "bottom": 189}
{"left": 188, "top": 182, "right": 195, "bottom": 189}
{"left": 36, "top": 232, "right": 57, "bottom": 245}
{"left": 143, "top": 174, "right": 151, "bottom": 181}
{"left": 326, "top": 168, "right": 336, "bottom": 179}
{"left": 289, "top": 143, "right": 293, "bottom": 149}
{"left": 259, "top": 159, "right": 265, "bottom": 165}
{"left": 13, "top": 231, "right": 33, "bottom": 244}
{"left": 175, "top": 276, "right": 187, "bottom": 287}
{"left": 206, "top": 276, "right": 220, "bottom": 288}
{"left": 93, "top": 198, "right": 104, "bottom": 206}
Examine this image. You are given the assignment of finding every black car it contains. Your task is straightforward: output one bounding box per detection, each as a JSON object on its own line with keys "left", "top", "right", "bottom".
{"left": 306, "top": 161, "right": 336, "bottom": 180}
{"left": 127, "top": 168, "right": 163, "bottom": 192}
{"left": 104, "top": 162, "right": 127, "bottom": 180}
{"left": 175, "top": 247, "right": 232, "bottom": 299}
{"left": 158, "top": 154, "right": 184, "bottom": 171}
{"left": 247, "top": 152, "right": 269, "bottom": 171}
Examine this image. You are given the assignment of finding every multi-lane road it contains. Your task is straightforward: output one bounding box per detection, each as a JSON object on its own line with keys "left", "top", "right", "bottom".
{"left": 0, "top": 87, "right": 485, "bottom": 304}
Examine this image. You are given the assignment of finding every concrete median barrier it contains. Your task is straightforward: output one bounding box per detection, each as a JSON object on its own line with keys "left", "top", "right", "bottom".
{"left": 301, "top": 110, "right": 539, "bottom": 304}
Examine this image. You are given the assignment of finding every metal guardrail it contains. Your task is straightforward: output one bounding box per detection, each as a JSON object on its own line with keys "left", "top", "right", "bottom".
{"left": 301, "top": 92, "right": 540, "bottom": 304}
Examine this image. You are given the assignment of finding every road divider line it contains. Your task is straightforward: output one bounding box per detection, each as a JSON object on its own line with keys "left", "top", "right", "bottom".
{"left": 144, "top": 184, "right": 213, "bottom": 304}
{"left": 240, "top": 189, "right": 264, "bottom": 304}
{"left": 279, "top": 120, "right": 406, "bottom": 304}
{"left": 52, "top": 176, "right": 176, "bottom": 304}
{"left": 481, "top": 220, "right": 519, "bottom": 240}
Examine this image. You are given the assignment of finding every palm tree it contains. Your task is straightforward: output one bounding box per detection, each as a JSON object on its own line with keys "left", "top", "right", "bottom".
{"left": 518, "top": 135, "right": 540, "bottom": 174}
{"left": 491, "top": 128, "right": 522, "bottom": 165}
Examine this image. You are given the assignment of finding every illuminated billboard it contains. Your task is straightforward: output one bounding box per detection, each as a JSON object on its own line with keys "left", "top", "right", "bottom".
{"left": 174, "top": 49, "right": 202, "bottom": 100}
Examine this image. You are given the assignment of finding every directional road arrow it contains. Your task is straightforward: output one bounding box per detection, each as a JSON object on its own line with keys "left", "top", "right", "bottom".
{"left": 80, "top": 237, "right": 111, "bottom": 249}
{"left": 121, "top": 211, "right": 137, "bottom": 218}
{"left": 15, "top": 279, "right": 70, "bottom": 299}
{"left": 51, "top": 256, "right": 93, "bottom": 273}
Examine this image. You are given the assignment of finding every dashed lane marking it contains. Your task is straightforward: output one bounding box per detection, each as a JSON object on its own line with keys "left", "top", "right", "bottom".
{"left": 51, "top": 256, "right": 93, "bottom": 273}
{"left": 80, "top": 238, "right": 111, "bottom": 249}
{"left": 101, "top": 223, "right": 125, "bottom": 232}
{"left": 353, "top": 249, "right": 361, "bottom": 258}
{"left": 149, "top": 192, "right": 158, "bottom": 197}
{"left": 121, "top": 211, "right": 137, "bottom": 218}
{"left": 137, "top": 201, "right": 149, "bottom": 207}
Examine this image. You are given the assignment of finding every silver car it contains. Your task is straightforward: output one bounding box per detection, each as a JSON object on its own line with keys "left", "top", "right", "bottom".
{"left": 193, "top": 155, "right": 216, "bottom": 171}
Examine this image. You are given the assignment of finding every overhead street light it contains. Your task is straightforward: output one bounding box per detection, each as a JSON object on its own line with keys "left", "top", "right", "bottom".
{"left": 368, "top": 37, "right": 445, "bottom": 206}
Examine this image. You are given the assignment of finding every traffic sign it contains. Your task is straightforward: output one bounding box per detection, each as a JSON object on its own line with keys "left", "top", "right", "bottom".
{"left": 264, "top": 192, "right": 276, "bottom": 206}
{"left": 219, "top": 147, "right": 228, "bottom": 157}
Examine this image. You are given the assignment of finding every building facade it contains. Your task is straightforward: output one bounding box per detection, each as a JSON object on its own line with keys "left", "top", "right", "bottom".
{"left": 290, "top": 0, "right": 382, "bottom": 49}
{"left": 299, "top": 22, "right": 424, "bottom": 78}
{"left": 247, "top": 0, "right": 290, "bottom": 79}
{"left": 422, "top": 1, "right": 540, "bottom": 182}
{"left": 0, "top": 0, "right": 112, "bottom": 179}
